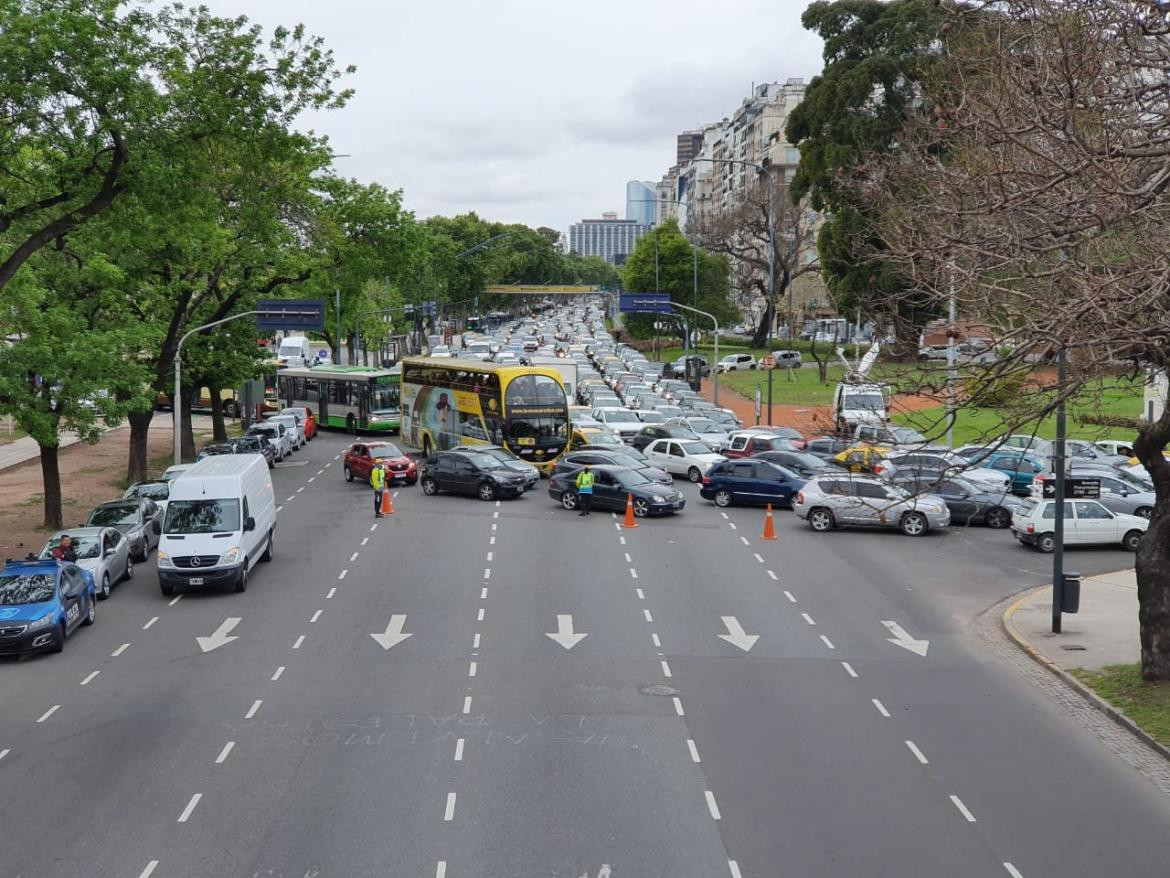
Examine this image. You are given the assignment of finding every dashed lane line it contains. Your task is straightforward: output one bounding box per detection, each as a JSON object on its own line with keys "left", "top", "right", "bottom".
{"left": 630, "top": 568, "right": 638, "bottom": 579}
{"left": 138, "top": 861, "right": 159, "bottom": 878}
{"left": 728, "top": 861, "right": 744, "bottom": 878}
{"left": 950, "top": 794, "right": 977, "bottom": 822}
{"left": 477, "top": 608, "right": 485, "bottom": 622}
{"left": 169, "top": 595, "right": 182, "bottom": 606}
{"left": 436, "top": 862, "right": 447, "bottom": 878}
{"left": 361, "top": 537, "right": 369, "bottom": 546}
{"left": 176, "top": 793, "right": 202, "bottom": 823}
{"left": 271, "top": 666, "right": 285, "bottom": 681}
{"left": 1004, "top": 864, "right": 1024, "bottom": 878}
{"left": 80, "top": 671, "right": 100, "bottom": 686}
{"left": 841, "top": 661, "right": 858, "bottom": 678}
{"left": 244, "top": 700, "right": 262, "bottom": 720}
{"left": 310, "top": 610, "right": 322, "bottom": 623}
{"left": 111, "top": 643, "right": 130, "bottom": 657}
{"left": 480, "top": 587, "right": 488, "bottom": 599}
{"left": 472, "top": 633, "right": 481, "bottom": 649}
{"left": 215, "top": 742, "right": 235, "bottom": 764}
{"left": 820, "top": 635, "right": 835, "bottom": 650}
{"left": 783, "top": 591, "right": 797, "bottom": 603}
{"left": 338, "top": 569, "right": 348, "bottom": 580}
{"left": 660, "top": 661, "right": 672, "bottom": 678}
{"left": 651, "top": 633, "right": 661, "bottom": 648}
{"left": 143, "top": 616, "right": 158, "bottom": 630}
{"left": 673, "top": 697, "right": 685, "bottom": 716}
{"left": 753, "top": 553, "right": 764, "bottom": 564}
{"left": 728, "top": 522, "right": 737, "bottom": 530}
{"left": 905, "top": 740, "right": 930, "bottom": 765}
{"left": 635, "top": 588, "right": 645, "bottom": 600}
{"left": 36, "top": 705, "right": 59, "bottom": 723}
{"left": 766, "top": 569, "right": 777, "bottom": 580}
{"left": 454, "top": 738, "right": 465, "bottom": 762}
{"left": 872, "top": 699, "right": 890, "bottom": 718}
{"left": 801, "top": 613, "right": 816, "bottom": 626}
{"left": 704, "top": 790, "right": 722, "bottom": 820}
{"left": 326, "top": 587, "right": 336, "bottom": 599}
{"left": 370, "top": 523, "right": 378, "bottom": 532}
{"left": 444, "top": 792, "right": 457, "bottom": 821}
{"left": 469, "top": 662, "right": 477, "bottom": 677}
{"left": 350, "top": 552, "right": 359, "bottom": 562}
{"left": 643, "top": 609, "right": 653, "bottom": 623}
{"left": 739, "top": 536, "right": 750, "bottom": 546}
{"left": 462, "top": 696, "right": 473, "bottom": 714}
{"left": 0, "top": 749, "right": 9, "bottom": 761}
{"left": 687, "top": 739, "right": 701, "bottom": 763}
{"left": 293, "top": 635, "right": 305, "bottom": 649}
{"left": 484, "top": 568, "right": 491, "bottom": 580}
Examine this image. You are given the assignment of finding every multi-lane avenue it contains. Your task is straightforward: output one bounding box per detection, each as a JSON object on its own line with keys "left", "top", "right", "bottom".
{"left": 2, "top": 430, "right": 1169, "bottom": 878}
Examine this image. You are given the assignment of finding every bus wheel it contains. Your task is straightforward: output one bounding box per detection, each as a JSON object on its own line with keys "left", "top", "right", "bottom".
{"left": 346, "top": 414, "right": 356, "bottom": 435}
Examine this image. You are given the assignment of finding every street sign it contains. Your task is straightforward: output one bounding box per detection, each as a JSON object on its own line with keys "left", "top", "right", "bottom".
{"left": 619, "top": 293, "right": 671, "bottom": 314}
{"left": 257, "top": 299, "right": 325, "bottom": 331}
{"left": 754, "top": 386, "right": 762, "bottom": 418}
{"left": 653, "top": 321, "right": 663, "bottom": 330}
{"left": 1042, "top": 477, "right": 1101, "bottom": 499}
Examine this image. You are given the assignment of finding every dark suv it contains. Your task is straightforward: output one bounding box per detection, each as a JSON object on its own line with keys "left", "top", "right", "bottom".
{"left": 631, "top": 424, "right": 700, "bottom": 452}
{"left": 419, "top": 451, "right": 527, "bottom": 501}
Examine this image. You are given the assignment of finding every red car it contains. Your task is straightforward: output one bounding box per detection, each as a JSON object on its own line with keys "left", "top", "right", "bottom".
{"left": 722, "top": 430, "right": 804, "bottom": 459}
{"left": 344, "top": 441, "right": 417, "bottom": 485}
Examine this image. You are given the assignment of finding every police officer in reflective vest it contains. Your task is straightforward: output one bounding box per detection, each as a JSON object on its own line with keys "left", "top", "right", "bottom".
{"left": 575, "top": 465, "right": 594, "bottom": 516}
{"left": 371, "top": 461, "right": 387, "bottom": 517}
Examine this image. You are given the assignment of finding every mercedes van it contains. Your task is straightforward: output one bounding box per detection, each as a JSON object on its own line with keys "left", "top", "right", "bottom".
{"left": 156, "top": 455, "right": 276, "bottom": 595}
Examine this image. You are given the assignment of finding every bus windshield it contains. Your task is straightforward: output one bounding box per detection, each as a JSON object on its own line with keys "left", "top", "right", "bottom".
{"left": 371, "top": 383, "right": 400, "bottom": 413}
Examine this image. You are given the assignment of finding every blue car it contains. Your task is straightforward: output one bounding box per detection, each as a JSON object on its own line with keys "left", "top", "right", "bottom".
{"left": 0, "top": 559, "right": 96, "bottom": 655}
{"left": 700, "top": 459, "right": 805, "bottom": 508}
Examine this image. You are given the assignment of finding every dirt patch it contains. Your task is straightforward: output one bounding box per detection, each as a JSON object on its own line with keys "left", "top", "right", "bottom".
{"left": 0, "top": 419, "right": 212, "bottom": 558}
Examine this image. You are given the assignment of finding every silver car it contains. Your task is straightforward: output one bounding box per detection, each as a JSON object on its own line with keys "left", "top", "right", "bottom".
{"left": 40, "top": 527, "right": 133, "bottom": 600}
{"left": 85, "top": 498, "right": 163, "bottom": 561}
{"left": 793, "top": 474, "right": 951, "bottom": 536}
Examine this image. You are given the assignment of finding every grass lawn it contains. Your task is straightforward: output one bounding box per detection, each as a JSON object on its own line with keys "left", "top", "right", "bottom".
{"left": 0, "top": 426, "right": 27, "bottom": 445}
{"left": 1070, "top": 664, "right": 1170, "bottom": 748}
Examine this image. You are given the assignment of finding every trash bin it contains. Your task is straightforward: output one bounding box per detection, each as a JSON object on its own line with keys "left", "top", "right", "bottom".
{"left": 1061, "top": 571, "right": 1081, "bottom": 613}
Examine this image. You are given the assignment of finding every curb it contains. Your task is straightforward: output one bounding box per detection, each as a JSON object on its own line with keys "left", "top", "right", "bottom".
{"left": 1001, "top": 586, "right": 1170, "bottom": 763}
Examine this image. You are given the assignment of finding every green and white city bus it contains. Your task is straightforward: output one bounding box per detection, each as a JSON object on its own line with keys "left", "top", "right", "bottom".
{"left": 277, "top": 365, "right": 401, "bottom": 433}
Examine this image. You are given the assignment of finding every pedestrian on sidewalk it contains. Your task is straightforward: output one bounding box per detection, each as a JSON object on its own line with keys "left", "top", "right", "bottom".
{"left": 371, "top": 460, "right": 387, "bottom": 517}
{"left": 575, "top": 464, "right": 594, "bottom": 516}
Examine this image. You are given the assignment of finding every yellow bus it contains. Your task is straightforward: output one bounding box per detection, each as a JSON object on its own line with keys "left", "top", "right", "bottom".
{"left": 401, "top": 357, "right": 570, "bottom": 471}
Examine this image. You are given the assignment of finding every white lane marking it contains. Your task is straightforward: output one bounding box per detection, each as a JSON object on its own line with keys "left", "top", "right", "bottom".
{"left": 651, "top": 633, "right": 661, "bottom": 647}
{"left": 80, "top": 671, "right": 100, "bottom": 686}
{"left": 477, "top": 608, "right": 485, "bottom": 622}
{"left": 310, "top": 610, "right": 322, "bottom": 623}
{"left": 143, "top": 616, "right": 158, "bottom": 630}
{"left": 169, "top": 595, "right": 182, "bottom": 606}
{"left": 643, "top": 609, "right": 653, "bottom": 622}
{"left": 307, "top": 477, "right": 315, "bottom": 483}
{"left": 491, "top": 523, "right": 497, "bottom": 531}
{"left": 740, "top": 536, "right": 750, "bottom": 546}
{"left": 370, "top": 523, "right": 378, "bottom": 532}
{"left": 905, "top": 740, "right": 929, "bottom": 765}
{"left": 495, "top": 500, "right": 501, "bottom": 508}
{"left": 326, "top": 587, "right": 336, "bottom": 599}
{"left": 783, "top": 590, "right": 796, "bottom": 603}
{"left": 0, "top": 749, "right": 8, "bottom": 761}
{"left": 872, "top": 699, "right": 890, "bottom": 718}
{"left": 111, "top": 643, "right": 130, "bottom": 657}
{"left": 286, "top": 495, "right": 295, "bottom": 503}
{"left": 705, "top": 790, "right": 722, "bottom": 820}
{"left": 463, "top": 696, "right": 472, "bottom": 714}
{"left": 728, "top": 522, "right": 737, "bottom": 530}
{"left": 484, "top": 568, "right": 491, "bottom": 580}
{"left": 613, "top": 522, "right": 621, "bottom": 531}
{"left": 687, "top": 739, "right": 701, "bottom": 763}
{"left": 624, "top": 552, "right": 632, "bottom": 563}
{"left": 216, "top": 741, "right": 235, "bottom": 764}
{"left": 271, "top": 666, "right": 285, "bottom": 681}
{"left": 490, "top": 536, "right": 495, "bottom": 545}
{"left": 660, "top": 660, "right": 672, "bottom": 678}
{"left": 454, "top": 738, "right": 465, "bottom": 761}
{"left": 753, "top": 553, "right": 764, "bottom": 563}
{"left": 361, "top": 537, "right": 369, "bottom": 546}
{"left": 36, "top": 705, "right": 59, "bottom": 723}
{"left": 276, "top": 505, "right": 283, "bottom": 513}
{"left": 444, "top": 792, "right": 457, "bottom": 821}
{"left": 245, "top": 700, "right": 262, "bottom": 719}
{"left": 636, "top": 588, "right": 645, "bottom": 600}
{"left": 334, "top": 454, "right": 341, "bottom": 460}
{"left": 673, "top": 697, "right": 685, "bottom": 716}
{"left": 293, "top": 635, "right": 305, "bottom": 649}
{"left": 436, "top": 862, "right": 447, "bottom": 878}
{"left": 296, "top": 487, "right": 304, "bottom": 494}
{"left": 728, "top": 861, "right": 744, "bottom": 878}
{"left": 472, "top": 633, "right": 481, "bottom": 649}
{"left": 766, "top": 569, "right": 777, "bottom": 581}
{"left": 316, "top": 469, "right": 324, "bottom": 476}
{"left": 469, "top": 662, "right": 477, "bottom": 677}
{"left": 619, "top": 536, "right": 626, "bottom": 545}
{"left": 629, "top": 568, "right": 638, "bottom": 579}
{"left": 486, "top": 551, "right": 493, "bottom": 562}
{"left": 493, "top": 511, "right": 499, "bottom": 519}
{"left": 177, "top": 793, "right": 202, "bottom": 823}
{"left": 349, "top": 552, "right": 359, "bottom": 562}
{"left": 950, "top": 794, "right": 977, "bottom": 822}
{"left": 338, "top": 569, "right": 348, "bottom": 580}
{"left": 138, "top": 861, "right": 159, "bottom": 878}
{"left": 393, "top": 491, "right": 399, "bottom": 499}
{"left": 820, "top": 635, "right": 835, "bottom": 650}
{"left": 801, "top": 613, "right": 816, "bottom": 626}
{"left": 1003, "top": 864, "right": 1024, "bottom": 878}
{"left": 480, "top": 587, "right": 488, "bottom": 599}
{"left": 842, "top": 661, "right": 858, "bottom": 678}
{"left": 720, "top": 512, "right": 729, "bottom": 519}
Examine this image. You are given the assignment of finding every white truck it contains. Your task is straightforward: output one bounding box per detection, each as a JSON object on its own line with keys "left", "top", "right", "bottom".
{"left": 833, "top": 342, "right": 889, "bottom": 434}
{"left": 530, "top": 355, "right": 578, "bottom": 403}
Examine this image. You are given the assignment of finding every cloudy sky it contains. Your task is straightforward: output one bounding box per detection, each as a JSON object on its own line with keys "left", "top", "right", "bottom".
{"left": 201, "top": 0, "right": 826, "bottom": 235}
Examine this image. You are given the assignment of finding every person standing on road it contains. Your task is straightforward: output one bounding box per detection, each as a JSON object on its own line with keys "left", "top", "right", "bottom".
{"left": 575, "top": 465, "right": 594, "bottom": 516}
{"left": 371, "top": 460, "right": 387, "bottom": 517}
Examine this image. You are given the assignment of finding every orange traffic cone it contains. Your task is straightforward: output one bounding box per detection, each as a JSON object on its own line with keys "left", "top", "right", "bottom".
{"left": 381, "top": 488, "right": 395, "bottom": 516}
{"left": 761, "top": 503, "right": 777, "bottom": 540}
{"left": 622, "top": 492, "right": 639, "bottom": 529}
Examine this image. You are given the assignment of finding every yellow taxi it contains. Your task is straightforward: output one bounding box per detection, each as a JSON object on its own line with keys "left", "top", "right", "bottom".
{"left": 833, "top": 442, "right": 891, "bottom": 473}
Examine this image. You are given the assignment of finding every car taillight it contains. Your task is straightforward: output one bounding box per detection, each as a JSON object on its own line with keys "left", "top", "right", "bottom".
{"left": 1026, "top": 524, "right": 1034, "bottom": 533}
{"left": 796, "top": 490, "right": 805, "bottom": 504}
{"left": 874, "top": 463, "right": 886, "bottom": 474}
{"left": 702, "top": 476, "right": 711, "bottom": 484}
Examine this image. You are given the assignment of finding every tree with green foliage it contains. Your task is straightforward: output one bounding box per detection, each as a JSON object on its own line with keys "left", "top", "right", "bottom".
{"left": 621, "top": 220, "right": 733, "bottom": 340}
{"left": 785, "top": 0, "right": 947, "bottom": 358}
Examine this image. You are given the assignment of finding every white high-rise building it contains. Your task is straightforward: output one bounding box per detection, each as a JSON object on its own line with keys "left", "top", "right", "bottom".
{"left": 568, "top": 216, "right": 650, "bottom": 266}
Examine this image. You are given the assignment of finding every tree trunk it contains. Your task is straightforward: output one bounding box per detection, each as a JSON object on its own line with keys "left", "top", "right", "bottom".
{"left": 751, "top": 301, "right": 774, "bottom": 350}
{"left": 180, "top": 386, "right": 196, "bottom": 462}
{"left": 1135, "top": 414, "right": 1170, "bottom": 680}
{"left": 209, "top": 384, "right": 227, "bottom": 441}
{"left": 40, "top": 443, "right": 62, "bottom": 531}
{"left": 126, "top": 408, "right": 154, "bottom": 485}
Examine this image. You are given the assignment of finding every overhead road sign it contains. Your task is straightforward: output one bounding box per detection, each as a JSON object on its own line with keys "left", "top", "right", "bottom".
{"left": 483, "top": 285, "right": 597, "bottom": 295}
{"left": 619, "top": 293, "right": 672, "bottom": 314}
{"left": 257, "top": 299, "right": 326, "bottom": 331}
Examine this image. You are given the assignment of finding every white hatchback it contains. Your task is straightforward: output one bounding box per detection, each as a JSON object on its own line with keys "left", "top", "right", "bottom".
{"left": 643, "top": 438, "right": 727, "bottom": 483}
{"left": 1010, "top": 497, "right": 1146, "bottom": 553}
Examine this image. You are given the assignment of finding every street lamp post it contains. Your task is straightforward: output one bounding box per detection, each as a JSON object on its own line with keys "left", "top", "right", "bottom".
{"left": 629, "top": 197, "right": 701, "bottom": 354}
{"left": 670, "top": 302, "right": 721, "bottom": 406}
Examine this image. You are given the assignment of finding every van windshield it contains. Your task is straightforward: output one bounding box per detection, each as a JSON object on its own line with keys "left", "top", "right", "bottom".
{"left": 164, "top": 499, "right": 241, "bottom": 534}
{"left": 844, "top": 393, "right": 885, "bottom": 411}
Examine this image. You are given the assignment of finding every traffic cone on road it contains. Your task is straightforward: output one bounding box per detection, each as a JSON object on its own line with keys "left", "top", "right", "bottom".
{"left": 622, "top": 493, "right": 639, "bottom": 529}
{"left": 381, "top": 489, "right": 395, "bottom": 516}
{"left": 761, "top": 503, "right": 777, "bottom": 540}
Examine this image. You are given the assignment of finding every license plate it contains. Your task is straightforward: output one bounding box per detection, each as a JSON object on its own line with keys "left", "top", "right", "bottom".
{"left": 188, "top": 577, "right": 204, "bottom": 585}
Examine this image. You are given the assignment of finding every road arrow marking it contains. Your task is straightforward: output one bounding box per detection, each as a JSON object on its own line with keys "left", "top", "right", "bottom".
{"left": 196, "top": 617, "right": 241, "bottom": 653}
{"left": 545, "top": 614, "right": 587, "bottom": 649}
{"left": 717, "top": 615, "right": 759, "bottom": 652}
{"left": 370, "top": 614, "right": 413, "bottom": 650}
{"left": 882, "top": 620, "right": 929, "bottom": 656}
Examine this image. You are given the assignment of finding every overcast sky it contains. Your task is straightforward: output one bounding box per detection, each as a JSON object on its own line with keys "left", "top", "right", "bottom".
{"left": 200, "top": 0, "right": 825, "bottom": 235}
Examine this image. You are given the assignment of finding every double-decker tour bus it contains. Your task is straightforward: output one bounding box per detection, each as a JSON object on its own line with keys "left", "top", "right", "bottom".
{"left": 400, "top": 357, "right": 570, "bottom": 472}
{"left": 276, "top": 365, "right": 401, "bottom": 433}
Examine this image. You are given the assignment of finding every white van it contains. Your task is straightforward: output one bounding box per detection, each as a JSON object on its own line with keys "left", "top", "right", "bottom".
{"left": 276, "top": 335, "right": 313, "bottom": 368}
{"left": 156, "top": 454, "right": 276, "bottom": 595}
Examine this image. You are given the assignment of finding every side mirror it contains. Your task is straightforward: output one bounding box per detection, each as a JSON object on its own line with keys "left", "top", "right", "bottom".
{"left": 244, "top": 516, "right": 256, "bottom": 532}
{"left": 103, "top": 548, "right": 114, "bottom": 558}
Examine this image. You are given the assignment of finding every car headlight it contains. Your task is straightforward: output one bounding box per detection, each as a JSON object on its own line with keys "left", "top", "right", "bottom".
{"left": 28, "top": 611, "right": 56, "bottom": 631}
{"left": 157, "top": 550, "right": 174, "bottom": 569}
{"left": 221, "top": 547, "right": 241, "bottom": 565}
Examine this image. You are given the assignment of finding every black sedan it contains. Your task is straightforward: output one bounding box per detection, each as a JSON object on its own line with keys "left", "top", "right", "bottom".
{"left": 420, "top": 451, "right": 527, "bottom": 501}
{"left": 552, "top": 449, "right": 673, "bottom": 485}
{"left": 751, "top": 450, "right": 836, "bottom": 480}
{"left": 548, "top": 464, "right": 685, "bottom": 517}
{"left": 891, "top": 475, "right": 1021, "bottom": 528}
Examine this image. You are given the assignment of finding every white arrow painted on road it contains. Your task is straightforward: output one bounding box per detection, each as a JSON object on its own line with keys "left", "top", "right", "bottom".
{"left": 545, "top": 614, "right": 588, "bottom": 650}
{"left": 196, "top": 617, "right": 241, "bottom": 653}
{"left": 882, "top": 620, "right": 930, "bottom": 656}
{"left": 370, "top": 614, "right": 413, "bottom": 650}
{"left": 717, "top": 615, "right": 759, "bottom": 652}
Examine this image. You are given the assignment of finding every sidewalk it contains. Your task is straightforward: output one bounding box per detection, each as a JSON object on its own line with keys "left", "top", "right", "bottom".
{"left": 1006, "top": 568, "right": 1138, "bottom": 671}
{"left": 0, "top": 416, "right": 214, "bottom": 472}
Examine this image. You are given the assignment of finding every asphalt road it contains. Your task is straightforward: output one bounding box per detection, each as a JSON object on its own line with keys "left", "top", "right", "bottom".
{"left": 2, "top": 431, "right": 1168, "bottom": 878}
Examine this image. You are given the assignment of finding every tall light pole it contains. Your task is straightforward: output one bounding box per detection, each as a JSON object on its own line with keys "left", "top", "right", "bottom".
{"left": 629, "top": 197, "right": 700, "bottom": 353}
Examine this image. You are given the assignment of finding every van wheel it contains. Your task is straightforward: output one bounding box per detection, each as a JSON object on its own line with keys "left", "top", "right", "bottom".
{"left": 261, "top": 533, "right": 274, "bottom": 562}
{"left": 234, "top": 563, "right": 248, "bottom": 593}
{"left": 687, "top": 466, "right": 702, "bottom": 483}
{"left": 1036, "top": 532, "right": 1056, "bottom": 553}
{"left": 1123, "top": 530, "right": 1143, "bottom": 552}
